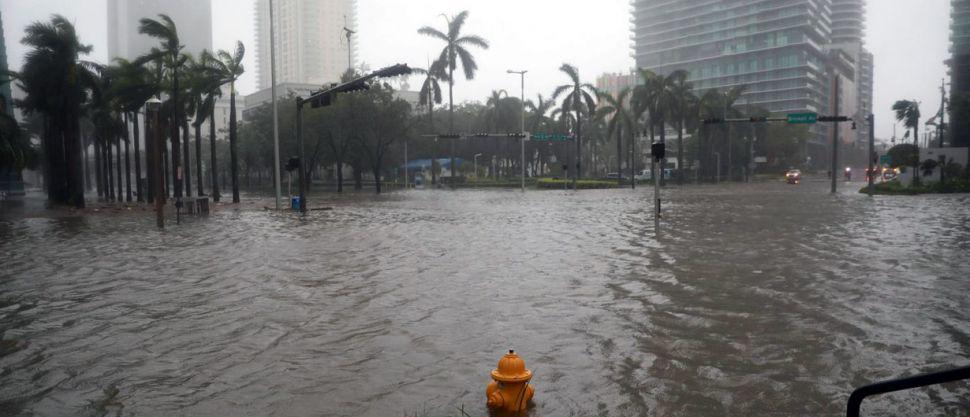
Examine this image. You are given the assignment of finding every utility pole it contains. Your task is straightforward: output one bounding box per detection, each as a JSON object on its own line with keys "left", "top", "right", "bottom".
{"left": 867, "top": 113, "right": 875, "bottom": 196}
{"left": 936, "top": 79, "right": 946, "bottom": 148}
{"left": 297, "top": 96, "right": 306, "bottom": 213}
{"left": 147, "top": 98, "right": 164, "bottom": 228}
{"left": 404, "top": 138, "right": 408, "bottom": 189}
{"left": 344, "top": 16, "right": 355, "bottom": 74}
{"left": 831, "top": 75, "right": 840, "bottom": 194}
{"left": 270, "top": 0, "right": 282, "bottom": 210}
{"left": 508, "top": 69, "right": 527, "bottom": 191}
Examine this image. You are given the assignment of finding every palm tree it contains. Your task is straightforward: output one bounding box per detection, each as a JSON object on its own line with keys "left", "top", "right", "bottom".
{"left": 893, "top": 99, "right": 921, "bottom": 183}
{"left": 413, "top": 61, "right": 447, "bottom": 184}
{"left": 205, "top": 41, "right": 245, "bottom": 203}
{"left": 138, "top": 14, "right": 186, "bottom": 198}
{"left": 526, "top": 94, "right": 555, "bottom": 176}
{"left": 418, "top": 10, "right": 490, "bottom": 179}
{"left": 666, "top": 70, "right": 694, "bottom": 184}
{"left": 110, "top": 58, "right": 157, "bottom": 202}
{"left": 552, "top": 63, "right": 597, "bottom": 189}
{"left": 17, "top": 15, "right": 98, "bottom": 207}
{"left": 596, "top": 87, "right": 635, "bottom": 187}
{"left": 185, "top": 56, "right": 219, "bottom": 196}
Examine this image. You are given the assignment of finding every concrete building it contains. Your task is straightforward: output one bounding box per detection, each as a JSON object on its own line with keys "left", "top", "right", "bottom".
{"left": 107, "top": 0, "right": 213, "bottom": 60}
{"left": 630, "top": 0, "right": 870, "bottom": 164}
{"left": 829, "top": 0, "right": 873, "bottom": 149}
{"left": 255, "top": 0, "right": 358, "bottom": 90}
{"left": 595, "top": 72, "right": 638, "bottom": 99}
{"left": 0, "top": 9, "right": 11, "bottom": 115}
{"left": 948, "top": 0, "right": 970, "bottom": 147}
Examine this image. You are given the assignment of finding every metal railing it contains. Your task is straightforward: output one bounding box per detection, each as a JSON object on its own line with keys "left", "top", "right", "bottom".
{"left": 847, "top": 365, "right": 970, "bottom": 417}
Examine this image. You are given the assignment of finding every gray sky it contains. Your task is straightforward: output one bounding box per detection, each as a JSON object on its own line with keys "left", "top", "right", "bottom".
{"left": 0, "top": 0, "right": 952, "bottom": 140}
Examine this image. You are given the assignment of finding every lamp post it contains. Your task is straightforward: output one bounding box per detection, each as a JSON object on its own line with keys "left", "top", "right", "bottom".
{"left": 508, "top": 69, "right": 527, "bottom": 191}
{"left": 270, "top": 0, "right": 282, "bottom": 210}
{"left": 146, "top": 97, "right": 164, "bottom": 228}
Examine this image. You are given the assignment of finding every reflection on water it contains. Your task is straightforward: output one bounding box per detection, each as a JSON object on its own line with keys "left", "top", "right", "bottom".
{"left": 1, "top": 182, "right": 968, "bottom": 416}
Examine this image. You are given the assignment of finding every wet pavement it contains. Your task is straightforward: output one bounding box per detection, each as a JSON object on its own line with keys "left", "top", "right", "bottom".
{"left": 1, "top": 181, "right": 968, "bottom": 416}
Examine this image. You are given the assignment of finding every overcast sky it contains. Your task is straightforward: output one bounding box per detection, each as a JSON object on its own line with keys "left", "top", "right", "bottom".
{"left": 0, "top": 0, "right": 952, "bottom": 140}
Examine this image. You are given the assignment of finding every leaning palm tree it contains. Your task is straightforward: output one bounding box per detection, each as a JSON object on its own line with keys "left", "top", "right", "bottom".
{"left": 413, "top": 61, "right": 447, "bottom": 185}
{"left": 596, "top": 87, "right": 635, "bottom": 187}
{"left": 185, "top": 56, "right": 222, "bottom": 196}
{"left": 892, "top": 99, "right": 921, "bottom": 183}
{"left": 110, "top": 58, "right": 157, "bottom": 202}
{"left": 17, "top": 15, "right": 98, "bottom": 207}
{"left": 552, "top": 63, "right": 597, "bottom": 189}
{"left": 138, "top": 14, "right": 186, "bottom": 198}
{"left": 525, "top": 94, "right": 555, "bottom": 176}
{"left": 204, "top": 41, "right": 245, "bottom": 203}
{"left": 418, "top": 10, "right": 490, "bottom": 179}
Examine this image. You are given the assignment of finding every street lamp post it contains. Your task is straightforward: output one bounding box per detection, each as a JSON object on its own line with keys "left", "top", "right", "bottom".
{"left": 147, "top": 97, "right": 164, "bottom": 228}
{"left": 270, "top": 0, "right": 282, "bottom": 210}
{"left": 508, "top": 69, "right": 527, "bottom": 191}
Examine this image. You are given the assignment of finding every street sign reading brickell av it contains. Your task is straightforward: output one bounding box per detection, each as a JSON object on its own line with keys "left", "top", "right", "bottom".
{"left": 787, "top": 113, "right": 818, "bottom": 124}
{"left": 531, "top": 133, "right": 571, "bottom": 142}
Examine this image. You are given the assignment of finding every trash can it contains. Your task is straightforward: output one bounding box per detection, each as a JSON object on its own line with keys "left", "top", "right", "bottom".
{"left": 290, "top": 196, "right": 300, "bottom": 210}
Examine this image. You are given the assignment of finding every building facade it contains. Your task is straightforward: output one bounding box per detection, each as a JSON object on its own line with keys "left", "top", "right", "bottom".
{"left": 595, "top": 72, "right": 638, "bottom": 99}
{"left": 107, "top": 0, "right": 213, "bottom": 60}
{"left": 829, "top": 0, "right": 873, "bottom": 148}
{"left": 255, "top": 0, "right": 358, "bottom": 90}
{"left": 949, "top": 0, "right": 970, "bottom": 147}
{"left": 631, "top": 0, "right": 870, "bottom": 164}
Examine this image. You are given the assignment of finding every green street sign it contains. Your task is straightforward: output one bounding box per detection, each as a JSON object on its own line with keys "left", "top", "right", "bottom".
{"left": 880, "top": 155, "right": 891, "bottom": 165}
{"left": 531, "top": 133, "right": 571, "bottom": 142}
{"left": 787, "top": 113, "right": 818, "bottom": 124}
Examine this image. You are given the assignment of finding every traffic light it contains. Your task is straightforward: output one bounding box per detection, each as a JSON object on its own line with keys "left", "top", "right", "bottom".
{"left": 652, "top": 142, "right": 666, "bottom": 161}
{"left": 285, "top": 157, "right": 300, "bottom": 172}
{"left": 818, "top": 116, "right": 851, "bottom": 122}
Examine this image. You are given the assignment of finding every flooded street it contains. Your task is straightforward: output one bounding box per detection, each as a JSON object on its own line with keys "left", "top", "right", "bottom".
{"left": 1, "top": 182, "right": 968, "bottom": 416}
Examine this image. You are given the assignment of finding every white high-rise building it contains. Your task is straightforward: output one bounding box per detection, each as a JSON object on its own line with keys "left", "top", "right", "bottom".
{"left": 107, "top": 0, "right": 213, "bottom": 61}
{"left": 255, "top": 0, "right": 358, "bottom": 90}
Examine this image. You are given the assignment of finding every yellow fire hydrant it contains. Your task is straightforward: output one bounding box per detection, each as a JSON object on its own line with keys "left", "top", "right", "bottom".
{"left": 486, "top": 350, "right": 535, "bottom": 413}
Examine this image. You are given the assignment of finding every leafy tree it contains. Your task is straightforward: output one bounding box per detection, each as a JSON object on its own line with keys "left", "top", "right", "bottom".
{"left": 596, "top": 87, "right": 635, "bottom": 186}
{"left": 887, "top": 143, "right": 919, "bottom": 169}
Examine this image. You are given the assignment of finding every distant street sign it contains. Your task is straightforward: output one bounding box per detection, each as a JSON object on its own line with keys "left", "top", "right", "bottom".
{"left": 754, "top": 156, "right": 768, "bottom": 163}
{"left": 787, "top": 113, "right": 818, "bottom": 124}
{"left": 531, "top": 133, "right": 572, "bottom": 142}
{"left": 880, "top": 155, "right": 891, "bottom": 165}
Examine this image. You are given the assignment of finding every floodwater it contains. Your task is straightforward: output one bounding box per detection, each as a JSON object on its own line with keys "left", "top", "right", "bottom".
{"left": 1, "top": 181, "right": 968, "bottom": 416}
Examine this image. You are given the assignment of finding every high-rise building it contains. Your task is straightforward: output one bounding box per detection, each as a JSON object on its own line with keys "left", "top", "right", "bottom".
{"left": 948, "top": 0, "right": 970, "bottom": 147}
{"left": 595, "top": 72, "right": 638, "bottom": 100}
{"left": 829, "top": 0, "right": 873, "bottom": 148}
{"left": 107, "top": 0, "right": 213, "bottom": 60}
{"left": 255, "top": 0, "right": 358, "bottom": 90}
{"left": 0, "top": 9, "right": 12, "bottom": 115}
{"left": 631, "top": 0, "right": 869, "bottom": 163}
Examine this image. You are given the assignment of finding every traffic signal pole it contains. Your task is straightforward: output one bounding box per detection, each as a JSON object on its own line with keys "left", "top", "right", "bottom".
{"left": 867, "top": 113, "right": 875, "bottom": 196}
{"left": 830, "top": 75, "right": 840, "bottom": 195}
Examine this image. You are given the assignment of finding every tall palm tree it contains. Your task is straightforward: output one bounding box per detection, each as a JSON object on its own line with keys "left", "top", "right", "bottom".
{"left": 413, "top": 61, "right": 447, "bottom": 184}
{"left": 205, "top": 41, "right": 245, "bottom": 203}
{"left": 892, "top": 99, "right": 921, "bottom": 182}
{"left": 552, "top": 63, "right": 597, "bottom": 189}
{"left": 525, "top": 94, "right": 555, "bottom": 176}
{"left": 138, "top": 14, "right": 186, "bottom": 198}
{"left": 596, "top": 87, "right": 635, "bottom": 187}
{"left": 418, "top": 10, "right": 489, "bottom": 179}
{"left": 17, "top": 15, "right": 97, "bottom": 207}
{"left": 111, "top": 58, "right": 156, "bottom": 202}
{"left": 666, "top": 70, "right": 694, "bottom": 184}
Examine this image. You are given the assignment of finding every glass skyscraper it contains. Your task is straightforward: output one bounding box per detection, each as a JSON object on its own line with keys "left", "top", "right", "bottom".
{"left": 631, "top": 0, "right": 869, "bottom": 160}
{"left": 949, "top": 0, "right": 970, "bottom": 147}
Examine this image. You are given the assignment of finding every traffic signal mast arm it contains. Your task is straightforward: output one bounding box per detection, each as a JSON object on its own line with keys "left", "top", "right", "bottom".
{"left": 304, "top": 63, "right": 412, "bottom": 108}
{"left": 702, "top": 115, "right": 853, "bottom": 124}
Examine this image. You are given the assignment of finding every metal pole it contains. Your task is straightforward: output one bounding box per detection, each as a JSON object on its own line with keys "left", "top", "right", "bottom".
{"left": 297, "top": 97, "right": 306, "bottom": 214}
{"left": 715, "top": 152, "right": 720, "bottom": 184}
{"left": 831, "top": 75, "right": 840, "bottom": 194}
{"left": 270, "top": 0, "right": 282, "bottom": 211}
{"left": 867, "top": 113, "right": 875, "bottom": 196}
{"left": 939, "top": 79, "right": 946, "bottom": 148}
{"left": 654, "top": 151, "right": 661, "bottom": 235}
{"left": 404, "top": 138, "right": 408, "bottom": 189}
{"left": 151, "top": 106, "right": 164, "bottom": 228}
{"left": 520, "top": 72, "right": 526, "bottom": 191}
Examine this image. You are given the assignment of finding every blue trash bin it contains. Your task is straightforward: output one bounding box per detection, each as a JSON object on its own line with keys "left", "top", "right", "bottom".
{"left": 290, "top": 196, "right": 300, "bottom": 210}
